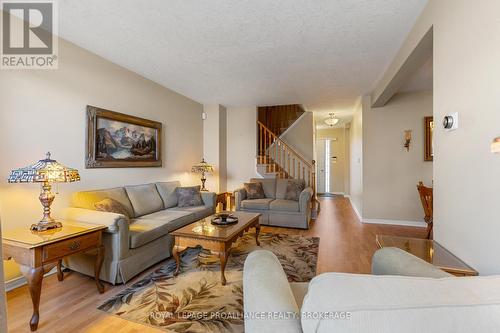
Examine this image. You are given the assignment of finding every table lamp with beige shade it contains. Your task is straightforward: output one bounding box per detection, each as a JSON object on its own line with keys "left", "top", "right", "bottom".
{"left": 191, "top": 158, "right": 213, "bottom": 191}
{"left": 7, "top": 152, "right": 80, "bottom": 232}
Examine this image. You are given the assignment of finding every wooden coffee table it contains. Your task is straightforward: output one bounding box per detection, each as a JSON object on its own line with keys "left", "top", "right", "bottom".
{"left": 171, "top": 211, "right": 261, "bottom": 285}
{"left": 376, "top": 235, "right": 478, "bottom": 276}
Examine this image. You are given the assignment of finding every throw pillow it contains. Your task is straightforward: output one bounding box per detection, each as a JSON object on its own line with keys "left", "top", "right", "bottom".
{"left": 244, "top": 182, "right": 265, "bottom": 199}
{"left": 176, "top": 186, "right": 203, "bottom": 207}
{"left": 284, "top": 180, "right": 305, "bottom": 201}
{"left": 94, "top": 198, "right": 131, "bottom": 218}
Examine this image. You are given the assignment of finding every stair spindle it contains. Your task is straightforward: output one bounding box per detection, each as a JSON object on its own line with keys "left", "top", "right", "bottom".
{"left": 260, "top": 125, "right": 263, "bottom": 163}
{"left": 287, "top": 151, "right": 290, "bottom": 176}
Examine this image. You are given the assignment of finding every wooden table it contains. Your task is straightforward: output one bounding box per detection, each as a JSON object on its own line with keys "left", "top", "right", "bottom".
{"left": 2, "top": 221, "right": 107, "bottom": 331}
{"left": 376, "top": 235, "right": 478, "bottom": 276}
{"left": 171, "top": 211, "right": 261, "bottom": 285}
{"left": 215, "top": 192, "right": 234, "bottom": 212}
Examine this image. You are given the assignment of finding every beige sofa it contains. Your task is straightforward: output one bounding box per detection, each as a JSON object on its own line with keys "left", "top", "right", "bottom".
{"left": 244, "top": 249, "right": 500, "bottom": 333}
{"left": 234, "top": 178, "right": 313, "bottom": 229}
{"left": 63, "top": 182, "right": 216, "bottom": 284}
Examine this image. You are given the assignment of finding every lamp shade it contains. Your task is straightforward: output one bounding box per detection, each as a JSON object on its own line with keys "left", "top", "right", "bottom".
{"left": 191, "top": 158, "right": 214, "bottom": 174}
{"left": 8, "top": 152, "right": 80, "bottom": 184}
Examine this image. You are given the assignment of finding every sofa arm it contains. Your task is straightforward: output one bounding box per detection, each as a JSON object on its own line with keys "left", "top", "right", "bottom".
{"left": 63, "top": 207, "right": 128, "bottom": 234}
{"left": 234, "top": 187, "right": 247, "bottom": 210}
{"left": 244, "top": 250, "right": 302, "bottom": 333}
{"left": 372, "top": 247, "right": 452, "bottom": 278}
{"left": 299, "top": 187, "right": 313, "bottom": 213}
{"left": 201, "top": 192, "right": 216, "bottom": 209}
{"left": 63, "top": 207, "right": 130, "bottom": 261}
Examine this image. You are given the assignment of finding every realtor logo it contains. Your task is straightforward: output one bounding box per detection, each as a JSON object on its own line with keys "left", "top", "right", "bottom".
{"left": 1, "top": 0, "right": 58, "bottom": 69}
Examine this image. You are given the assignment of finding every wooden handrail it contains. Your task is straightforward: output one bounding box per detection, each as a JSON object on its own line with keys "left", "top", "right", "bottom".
{"left": 257, "top": 121, "right": 312, "bottom": 168}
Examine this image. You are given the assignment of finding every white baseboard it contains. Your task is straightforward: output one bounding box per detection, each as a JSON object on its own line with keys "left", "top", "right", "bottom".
{"left": 5, "top": 268, "right": 57, "bottom": 292}
{"left": 348, "top": 198, "right": 362, "bottom": 221}
{"left": 346, "top": 197, "right": 426, "bottom": 228}
{"left": 362, "top": 219, "right": 427, "bottom": 228}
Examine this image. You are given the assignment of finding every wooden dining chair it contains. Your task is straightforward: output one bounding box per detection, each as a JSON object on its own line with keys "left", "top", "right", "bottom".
{"left": 417, "top": 181, "right": 433, "bottom": 239}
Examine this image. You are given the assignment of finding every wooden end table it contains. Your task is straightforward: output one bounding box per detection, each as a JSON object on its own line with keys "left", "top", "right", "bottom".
{"left": 376, "top": 235, "right": 478, "bottom": 276}
{"left": 2, "top": 221, "right": 107, "bottom": 331}
{"left": 171, "top": 211, "right": 260, "bottom": 285}
{"left": 215, "top": 192, "right": 234, "bottom": 212}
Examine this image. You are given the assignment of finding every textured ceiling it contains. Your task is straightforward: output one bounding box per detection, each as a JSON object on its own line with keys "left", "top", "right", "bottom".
{"left": 55, "top": 0, "right": 428, "bottom": 111}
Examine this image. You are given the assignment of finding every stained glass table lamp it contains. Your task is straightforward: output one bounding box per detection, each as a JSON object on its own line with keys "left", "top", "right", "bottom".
{"left": 191, "top": 158, "right": 214, "bottom": 191}
{"left": 8, "top": 152, "right": 80, "bottom": 231}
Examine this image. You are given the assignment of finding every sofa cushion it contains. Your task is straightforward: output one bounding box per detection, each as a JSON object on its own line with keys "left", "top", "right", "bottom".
{"left": 269, "top": 199, "right": 300, "bottom": 212}
{"left": 301, "top": 273, "right": 500, "bottom": 333}
{"left": 250, "top": 178, "right": 276, "bottom": 199}
{"left": 156, "top": 181, "right": 180, "bottom": 208}
{"left": 176, "top": 186, "right": 203, "bottom": 207}
{"left": 169, "top": 206, "right": 213, "bottom": 220}
{"left": 275, "top": 179, "right": 289, "bottom": 199}
{"left": 244, "top": 182, "right": 265, "bottom": 199}
{"left": 276, "top": 179, "right": 305, "bottom": 200}
{"left": 125, "top": 184, "right": 164, "bottom": 217}
{"left": 94, "top": 198, "right": 131, "bottom": 218}
{"left": 241, "top": 198, "right": 274, "bottom": 210}
{"left": 129, "top": 211, "right": 195, "bottom": 248}
{"left": 285, "top": 180, "right": 305, "bottom": 201}
{"left": 71, "top": 187, "right": 134, "bottom": 218}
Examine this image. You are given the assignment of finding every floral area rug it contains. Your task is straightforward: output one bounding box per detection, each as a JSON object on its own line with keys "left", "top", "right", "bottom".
{"left": 98, "top": 232, "right": 319, "bottom": 333}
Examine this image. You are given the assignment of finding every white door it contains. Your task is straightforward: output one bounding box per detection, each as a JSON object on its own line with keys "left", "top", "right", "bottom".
{"left": 316, "top": 139, "right": 336, "bottom": 194}
{"left": 316, "top": 139, "right": 326, "bottom": 193}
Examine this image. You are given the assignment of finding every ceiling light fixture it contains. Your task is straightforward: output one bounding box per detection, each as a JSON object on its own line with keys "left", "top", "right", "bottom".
{"left": 324, "top": 113, "right": 340, "bottom": 127}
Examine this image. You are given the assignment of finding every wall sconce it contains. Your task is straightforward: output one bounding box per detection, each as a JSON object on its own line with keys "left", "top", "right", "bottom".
{"left": 404, "top": 130, "right": 412, "bottom": 151}
{"left": 491, "top": 137, "right": 500, "bottom": 154}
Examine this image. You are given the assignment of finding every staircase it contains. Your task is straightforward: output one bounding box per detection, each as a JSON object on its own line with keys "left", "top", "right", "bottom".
{"left": 257, "top": 120, "right": 320, "bottom": 215}
{"left": 257, "top": 104, "right": 305, "bottom": 137}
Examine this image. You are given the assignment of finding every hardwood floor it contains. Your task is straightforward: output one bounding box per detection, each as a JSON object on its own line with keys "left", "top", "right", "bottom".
{"left": 6, "top": 196, "right": 426, "bottom": 332}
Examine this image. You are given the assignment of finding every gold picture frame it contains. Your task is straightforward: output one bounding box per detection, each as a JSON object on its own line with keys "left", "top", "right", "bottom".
{"left": 86, "top": 106, "right": 162, "bottom": 168}
{"left": 424, "top": 116, "right": 433, "bottom": 161}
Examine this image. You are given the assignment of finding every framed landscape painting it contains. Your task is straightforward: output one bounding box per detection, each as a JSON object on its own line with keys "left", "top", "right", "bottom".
{"left": 86, "top": 106, "right": 162, "bottom": 168}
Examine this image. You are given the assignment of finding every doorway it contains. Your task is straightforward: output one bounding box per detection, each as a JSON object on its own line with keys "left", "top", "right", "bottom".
{"left": 316, "top": 138, "right": 337, "bottom": 194}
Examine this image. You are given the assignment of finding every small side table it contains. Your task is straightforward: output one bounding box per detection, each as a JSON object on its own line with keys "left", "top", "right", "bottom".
{"left": 2, "top": 221, "right": 107, "bottom": 331}
{"left": 376, "top": 235, "right": 478, "bottom": 277}
{"left": 216, "top": 192, "right": 233, "bottom": 212}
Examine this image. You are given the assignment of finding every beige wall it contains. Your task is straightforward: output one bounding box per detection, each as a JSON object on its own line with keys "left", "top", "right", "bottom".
{"left": 0, "top": 222, "right": 7, "bottom": 332}
{"left": 349, "top": 100, "right": 363, "bottom": 216}
{"left": 281, "top": 112, "right": 315, "bottom": 161}
{"left": 316, "top": 127, "right": 349, "bottom": 194}
{"left": 219, "top": 107, "right": 228, "bottom": 192}
{"left": 226, "top": 106, "right": 259, "bottom": 191}
{"left": 203, "top": 104, "right": 228, "bottom": 192}
{"left": 363, "top": 91, "right": 433, "bottom": 221}
{"left": 0, "top": 37, "right": 203, "bottom": 280}
{"left": 374, "top": 0, "right": 500, "bottom": 274}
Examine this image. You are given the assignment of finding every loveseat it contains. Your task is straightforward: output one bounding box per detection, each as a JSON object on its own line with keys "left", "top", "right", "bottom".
{"left": 244, "top": 248, "right": 500, "bottom": 333}
{"left": 234, "top": 178, "right": 313, "bottom": 229}
{"left": 63, "top": 182, "right": 215, "bottom": 284}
